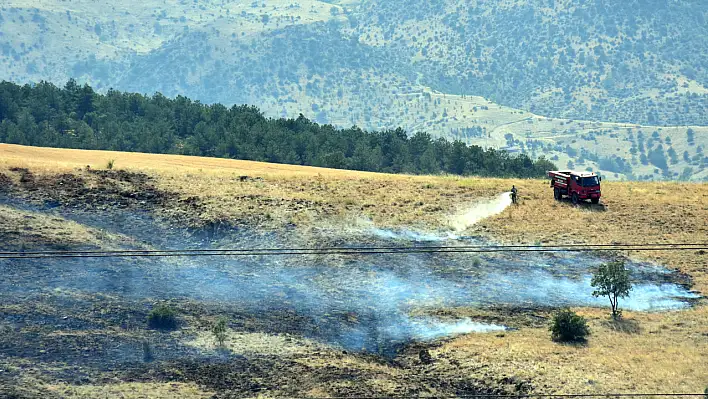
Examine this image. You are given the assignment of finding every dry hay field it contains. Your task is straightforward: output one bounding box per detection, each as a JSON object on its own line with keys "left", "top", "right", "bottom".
{"left": 0, "top": 143, "right": 707, "bottom": 397}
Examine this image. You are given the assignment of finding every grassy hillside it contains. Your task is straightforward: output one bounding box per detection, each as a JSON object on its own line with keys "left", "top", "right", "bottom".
{"left": 2, "top": 0, "right": 707, "bottom": 126}
{"left": 0, "top": 143, "right": 509, "bottom": 229}
{"left": 0, "top": 144, "right": 706, "bottom": 397}
{"left": 355, "top": 0, "right": 708, "bottom": 125}
{"left": 1, "top": 1, "right": 708, "bottom": 180}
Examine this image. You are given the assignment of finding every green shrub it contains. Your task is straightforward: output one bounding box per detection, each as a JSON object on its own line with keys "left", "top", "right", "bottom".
{"left": 549, "top": 308, "right": 590, "bottom": 343}
{"left": 106, "top": 159, "right": 115, "bottom": 169}
{"left": 147, "top": 305, "right": 178, "bottom": 330}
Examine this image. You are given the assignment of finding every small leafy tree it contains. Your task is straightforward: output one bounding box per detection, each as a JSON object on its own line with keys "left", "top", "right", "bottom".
{"left": 106, "top": 159, "right": 115, "bottom": 169}
{"left": 212, "top": 318, "right": 228, "bottom": 348}
{"left": 591, "top": 260, "right": 632, "bottom": 318}
{"left": 549, "top": 308, "right": 590, "bottom": 342}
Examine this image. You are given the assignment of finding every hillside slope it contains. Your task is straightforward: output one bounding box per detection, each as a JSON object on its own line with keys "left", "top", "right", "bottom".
{"left": 1, "top": 0, "right": 707, "bottom": 180}
{"left": 355, "top": 0, "right": 708, "bottom": 125}
{"left": 1, "top": 143, "right": 707, "bottom": 396}
{"left": 2, "top": 0, "right": 707, "bottom": 125}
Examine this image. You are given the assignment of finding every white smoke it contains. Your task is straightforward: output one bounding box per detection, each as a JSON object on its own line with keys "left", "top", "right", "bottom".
{"left": 349, "top": 192, "right": 514, "bottom": 241}
{"left": 367, "top": 227, "right": 458, "bottom": 242}
{"left": 345, "top": 216, "right": 459, "bottom": 242}
{"left": 407, "top": 318, "right": 506, "bottom": 340}
{"left": 0, "top": 199, "right": 699, "bottom": 357}
{"left": 449, "top": 192, "right": 513, "bottom": 232}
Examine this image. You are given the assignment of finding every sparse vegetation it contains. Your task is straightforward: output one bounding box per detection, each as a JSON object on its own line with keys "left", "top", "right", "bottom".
{"left": 591, "top": 260, "right": 633, "bottom": 319}
{"left": 106, "top": 159, "right": 115, "bottom": 170}
{"left": 147, "top": 305, "right": 178, "bottom": 330}
{"left": 212, "top": 318, "right": 228, "bottom": 348}
{"left": 142, "top": 340, "right": 154, "bottom": 362}
{"left": 5, "top": 0, "right": 708, "bottom": 130}
{"left": 549, "top": 308, "right": 590, "bottom": 343}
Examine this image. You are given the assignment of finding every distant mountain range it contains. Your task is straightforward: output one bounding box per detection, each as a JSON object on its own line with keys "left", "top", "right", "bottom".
{"left": 1, "top": 0, "right": 707, "bottom": 180}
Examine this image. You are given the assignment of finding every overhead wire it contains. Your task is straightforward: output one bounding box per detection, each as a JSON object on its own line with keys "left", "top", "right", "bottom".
{"left": 1, "top": 242, "right": 707, "bottom": 255}
{"left": 0, "top": 243, "right": 706, "bottom": 259}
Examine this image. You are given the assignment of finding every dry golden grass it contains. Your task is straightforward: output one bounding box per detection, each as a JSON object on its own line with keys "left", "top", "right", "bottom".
{"left": 43, "top": 382, "right": 213, "bottom": 399}
{"left": 440, "top": 306, "right": 708, "bottom": 394}
{"left": 476, "top": 180, "right": 708, "bottom": 293}
{"left": 186, "top": 329, "right": 327, "bottom": 357}
{"left": 2, "top": 144, "right": 707, "bottom": 394}
{"left": 0, "top": 143, "right": 505, "bottom": 230}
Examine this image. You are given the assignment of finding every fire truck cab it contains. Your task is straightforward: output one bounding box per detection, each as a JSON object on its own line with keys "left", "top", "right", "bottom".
{"left": 547, "top": 170, "right": 601, "bottom": 204}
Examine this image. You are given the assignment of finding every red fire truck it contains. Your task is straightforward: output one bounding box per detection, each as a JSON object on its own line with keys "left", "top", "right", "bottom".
{"left": 547, "top": 170, "right": 602, "bottom": 204}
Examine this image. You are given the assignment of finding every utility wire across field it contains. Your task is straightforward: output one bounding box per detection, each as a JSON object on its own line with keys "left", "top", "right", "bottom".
{"left": 1, "top": 243, "right": 706, "bottom": 259}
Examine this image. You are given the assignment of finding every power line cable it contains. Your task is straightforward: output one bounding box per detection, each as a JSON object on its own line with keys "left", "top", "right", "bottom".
{"left": 2, "top": 242, "right": 706, "bottom": 256}
{"left": 1, "top": 243, "right": 706, "bottom": 259}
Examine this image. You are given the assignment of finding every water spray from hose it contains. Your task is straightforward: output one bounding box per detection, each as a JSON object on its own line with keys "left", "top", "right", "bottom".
{"left": 450, "top": 192, "right": 513, "bottom": 232}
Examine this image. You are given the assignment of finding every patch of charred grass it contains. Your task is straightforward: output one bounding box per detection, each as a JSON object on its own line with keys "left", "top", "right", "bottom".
{"left": 2, "top": 376, "right": 214, "bottom": 399}
{"left": 0, "top": 293, "right": 211, "bottom": 376}
{"left": 0, "top": 165, "right": 179, "bottom": 216}
{"left": 0, "top": 205, "right": 136, "bottom": 250}
{"left": 1, "top": 291, "right": 514, "bottom": 397}
{"left": 119, "top": 353, "right": 507, "bottom": 398}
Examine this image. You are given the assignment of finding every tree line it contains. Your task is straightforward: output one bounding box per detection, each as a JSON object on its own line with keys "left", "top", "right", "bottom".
{"left": 0, "top": 80, "right": 555, "bottom": 178}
